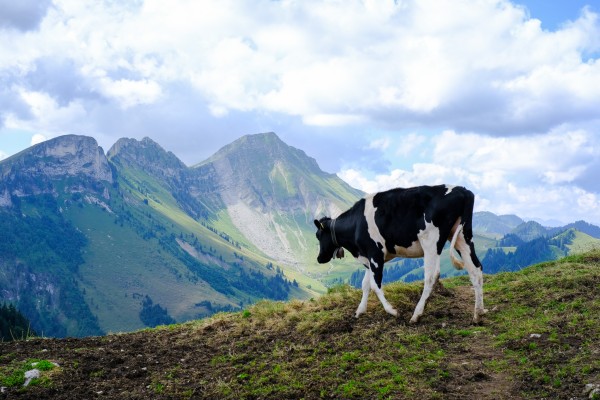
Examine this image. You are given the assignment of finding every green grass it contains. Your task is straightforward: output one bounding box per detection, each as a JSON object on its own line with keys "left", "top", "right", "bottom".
{"left": 67, "top": 203, "right": 231, "bottom": 333}
{"left": 482, "top": 252, "right": 600, "bottom": 397}
{"left": 2, "top": 250, "right": 599, "bottom": 398}
{"left": 178, "top": 250, "right": 600, "bottom": 399}
{"left": 0, "top": 359, "right": 58, "bottom": 388}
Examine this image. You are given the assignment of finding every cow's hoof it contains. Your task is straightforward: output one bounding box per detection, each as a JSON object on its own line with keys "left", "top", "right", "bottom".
{"left": 386, "top": 308, "right": 399, "bottom": 317}
{"left": 409, "top": 316, "right": 419, "bottom": 324}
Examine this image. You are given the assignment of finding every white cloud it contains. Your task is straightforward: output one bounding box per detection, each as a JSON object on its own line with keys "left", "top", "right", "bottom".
{"left": 3, "top": 0, "right": 597, "bottom": 134}
{"left": 395, "top": 133, "right": 426, "bottom": 157}
{"left": 6, "top": 89, "right": 88, "bottom": 137}
{"left": 2, "top": 0, "right": 600, "bottom": 225}
{"left": 367, "top": 137, "right": 391, "bottom": 151}
{"left": 303, "top": 113, "right": 366, "bottom": 127}
{"left": 30, "top": 133, "right": 47, "bottom": 145}
{"left": 340, "top": 129, "right": 600, "bottom": 224}
{"left": 97, "top": 78, "right": 162, "bottom": 109}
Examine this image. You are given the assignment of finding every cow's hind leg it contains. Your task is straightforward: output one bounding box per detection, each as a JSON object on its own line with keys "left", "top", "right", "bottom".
{"left": 456, "top": 234, "right": 487, "bottom": 323}
{"left": 410, "top": 247, "right": 440, "bottom": 324}
{"left": 355, "top": 268, "right": 371, "bottom": 318}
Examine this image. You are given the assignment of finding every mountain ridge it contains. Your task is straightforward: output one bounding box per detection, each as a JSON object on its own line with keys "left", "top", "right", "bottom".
{"left": 1, "top": 132, "right": 599, "bottom": 338}
{"left": 0, "top": 132, "right": 361, "bottom": 336}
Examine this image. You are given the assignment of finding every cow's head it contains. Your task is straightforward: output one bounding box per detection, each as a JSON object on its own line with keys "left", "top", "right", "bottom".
{"left": 314, "top": 217, "right": 344, "bottom": 263}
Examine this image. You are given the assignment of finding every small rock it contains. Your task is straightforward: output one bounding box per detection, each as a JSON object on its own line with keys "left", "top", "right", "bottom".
{"left": 584, "top": 383, "right": 600, "bottom": 397}
{"left": 529, "top": 333, "right": 542, "bottom": 339}
{"left": 23, "top": 369, "right": 40, "bottom": 387}
{"left": 1, "top": 387, "right": 7, "bottom": 393}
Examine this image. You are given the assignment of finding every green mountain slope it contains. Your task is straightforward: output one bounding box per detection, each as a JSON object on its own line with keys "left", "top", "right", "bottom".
{"left": 1, "top": 251, "right": 598, "bottom": 399}
{"left": 0, "top": 134, "right": 317, "bottom": 337}
{"left": 192, "top": 132, "right": 364, "bottom": 281}
{"left": 1, "top": 133, "right": 599, "bottom": 339}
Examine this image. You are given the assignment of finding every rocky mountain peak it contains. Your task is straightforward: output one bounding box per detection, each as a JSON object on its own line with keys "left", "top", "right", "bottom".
{"left": 198, "top": 132, "right": 322, "bottom": 175}
{"left": 0, "top": 134, "right": 112, "bottom": 183}
{"left": 107, "top": 137, "right": 187, "bottom": 181}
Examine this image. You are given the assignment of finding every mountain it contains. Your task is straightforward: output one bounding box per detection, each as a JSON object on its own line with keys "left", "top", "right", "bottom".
{"left": 2, "top": 251, "right": 599, "bottom": 399}
{"left": 0, "top": 135, "right": 112, "bottom": 337}
{"left": 193, "top": 132, "right": 363, "bottom": 269}
{"left": 0, "top": 132, "right": 361, "bottom": 337}
{"left": 472, "top": 211, "right": 524, "bottom": 237}
{"left": 1, "top": 132, "right": 599, "bottom": 338}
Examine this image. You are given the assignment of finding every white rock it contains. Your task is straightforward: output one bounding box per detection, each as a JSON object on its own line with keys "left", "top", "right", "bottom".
{"left": 23, "top": 369, "right": 41, "bottom": 387}
{"left": 584, "top": 383, "right": 600, "bottom": 397}
{"left": 529, "top": 333, "right": 542, "bottom": 339}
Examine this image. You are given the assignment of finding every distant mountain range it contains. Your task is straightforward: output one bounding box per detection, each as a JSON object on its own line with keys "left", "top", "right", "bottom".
{"left": 1, "top": 133, "right": 599, "bottom": 337}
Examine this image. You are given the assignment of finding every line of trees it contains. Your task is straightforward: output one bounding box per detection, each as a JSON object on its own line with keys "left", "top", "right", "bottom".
{"left": 0, "top": 303, "right": 36, "bottom": 341}
{"left": 349, "top": 259, "right": 423, "bottom": 288}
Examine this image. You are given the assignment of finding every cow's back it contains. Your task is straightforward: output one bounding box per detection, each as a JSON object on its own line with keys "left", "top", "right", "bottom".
{"left": 370, "top": 185, "right": 469, "bottom": 255}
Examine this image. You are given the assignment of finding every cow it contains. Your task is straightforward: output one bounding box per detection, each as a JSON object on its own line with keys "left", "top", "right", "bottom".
{"left": 314, "top": 184, "right": 486, "bottom": 324}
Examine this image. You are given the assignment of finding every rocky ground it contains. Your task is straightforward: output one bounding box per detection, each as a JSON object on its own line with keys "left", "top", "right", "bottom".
{"left": 1, "top": 253, "right": 599, "bottom": 399}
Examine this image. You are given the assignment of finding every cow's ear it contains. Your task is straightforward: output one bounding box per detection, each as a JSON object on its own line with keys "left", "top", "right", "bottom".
{"left": 314, "top": 219, "right": 322, "bottom": 230}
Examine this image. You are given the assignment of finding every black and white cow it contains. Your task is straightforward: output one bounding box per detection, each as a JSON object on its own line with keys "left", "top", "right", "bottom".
{"left": 314, "top": 185, "right": 486, "bottom": 324}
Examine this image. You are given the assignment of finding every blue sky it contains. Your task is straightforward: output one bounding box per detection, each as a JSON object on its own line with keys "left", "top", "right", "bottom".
{"left": 1, "top": 0, "right": 600, "bottom": 225}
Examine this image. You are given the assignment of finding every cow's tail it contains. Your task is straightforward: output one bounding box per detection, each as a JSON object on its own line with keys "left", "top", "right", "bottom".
{"left": 449, "top": 224, "right": 464, "bottom": 270}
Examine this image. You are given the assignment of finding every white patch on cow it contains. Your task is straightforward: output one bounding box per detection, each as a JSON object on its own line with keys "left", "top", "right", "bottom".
{"left": 364, "top": 194, "right": 387, "bottom": 254}
{"left": 355, "top": 269, "right": 371, "bottom": 317}
{"left": 410, "top": 216, "right": 441, "bottom": 323}
{"left": 370, "top": 258, "right": 398, "bottom": 316}
{"left": 454, "top": 229, "right": 487, "bottom": 323}
{"left": 391, "top": 241, "right": 424, "bottom": 260}
{"left": 354, "top": 256, "right": 398, "bottom": 317}
{"left": 417, "top": 217, "right": 440, "bottom": 247}
{"left": 357, "top": 255, "right": 370, "bottom": 267}
{"left": 445, "top": 185, "right": 456, "bottom": 195}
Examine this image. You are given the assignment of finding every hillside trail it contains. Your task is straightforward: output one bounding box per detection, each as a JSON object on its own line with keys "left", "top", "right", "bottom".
{"left": 433, "top": 283, "right": 518, "bottom": 399}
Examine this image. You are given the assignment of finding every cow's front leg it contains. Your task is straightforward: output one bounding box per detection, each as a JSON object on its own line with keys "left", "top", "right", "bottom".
{"left": 370, "top": 257, "right": 398, "bottom": 317}
{"left": 355, "top": 266, "right": 371, "bottom": 318}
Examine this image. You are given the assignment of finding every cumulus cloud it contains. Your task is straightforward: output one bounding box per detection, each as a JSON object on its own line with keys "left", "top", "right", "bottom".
{"left": 0, "top": 0, "right": 52, "bottom": 31}
{"left": 31, "top": 133, "right": 47, "bottom": 146}
{"left": 2, "top": 0, "right": 598, "bottom": 133}
{"left": 1, "top": 0, "right": 600, "bottom": 224}
{"left": 340, "top": 128, "right": 600, "bottom": 224}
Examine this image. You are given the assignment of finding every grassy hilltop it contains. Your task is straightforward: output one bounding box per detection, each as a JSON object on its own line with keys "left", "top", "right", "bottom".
{"left": 1, "top": 251, "right": 599, "bottom": 399}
